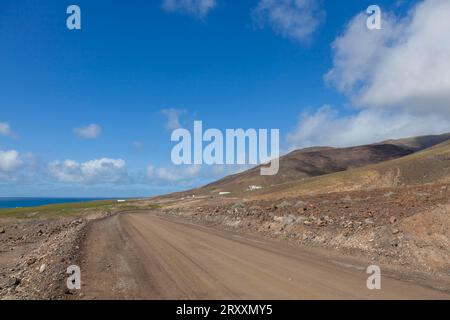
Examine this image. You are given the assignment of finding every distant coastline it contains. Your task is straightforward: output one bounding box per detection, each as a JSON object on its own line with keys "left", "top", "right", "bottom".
{"left": 0, "top": 197, "right": 115, "bottom": 209}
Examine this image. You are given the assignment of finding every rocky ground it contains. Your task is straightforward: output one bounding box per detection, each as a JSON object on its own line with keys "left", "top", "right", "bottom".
{"left": 0, "top": 200, "right": 151, "bottom": 300}
{"left": 0, "top": 217, "right": 88, "bottom": 299}
{"left": 162, "top": 183, "right": 450, "bottom": 282}
{"left": 0, "top": 204, "right": 124, "bottom": 300}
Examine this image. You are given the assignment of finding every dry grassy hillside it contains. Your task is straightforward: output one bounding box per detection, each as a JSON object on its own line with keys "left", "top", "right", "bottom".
{"left": 263, "top": 139, "right": 450, "bottom": 200}
{"left": 162, "top": 133, "right": 450, "bottom": 200}
{"left": 203, "top": 144, "right": 413, "bottom": 193}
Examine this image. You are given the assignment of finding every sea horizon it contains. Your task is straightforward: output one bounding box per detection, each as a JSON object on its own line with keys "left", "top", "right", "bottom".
{"left": 0, "top": 197, "right": 121, "bottom": 209}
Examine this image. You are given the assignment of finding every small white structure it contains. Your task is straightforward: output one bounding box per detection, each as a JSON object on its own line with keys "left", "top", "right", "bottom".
{"left": 219, "top": 192, "right": 231, "bottom": 195}
{"left": 247, "top": 185, "right": 263, "bottom": 191}
{"left": 117, "top": 199, "right": 126, "bottom": 203}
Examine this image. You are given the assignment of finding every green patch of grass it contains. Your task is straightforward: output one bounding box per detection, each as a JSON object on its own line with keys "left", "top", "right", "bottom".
{"left": 0, "top": 199, "right": 161, "bottom": 220}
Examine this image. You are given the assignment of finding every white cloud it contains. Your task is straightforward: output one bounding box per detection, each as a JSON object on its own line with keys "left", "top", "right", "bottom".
{"left": 0, "top": 122, "right": 13, "bottom": 136}
{"left": 326, "top": 0, "right": 450, "bottom": 114}
{"left": 49, "top": 158, "right": 127, "bottom": 184}
{"left": 252, "top": 0, "right": 325, "bottom": 43}
{"left": 73, "top": 124, "right": 102, "bottom": 139}
{"left": 287, "top": 105, "right": 450, "bottom": 149}
{"left": 0, "top": 150, "right": 23, "bottom": 173}
{"left": 162, "top": 0, "right": 217, "bottom": 18}
{"left": 288, "top": 0, "right": 450, "bottom": 149}
{"left": 161, "top": 108, "right": 186, "bottom": 130}
{"left": 147, "top": 164, "right": 201, "bottom": 182}
{"left": 145, "top": 164, "right": 254, "bottom": 188}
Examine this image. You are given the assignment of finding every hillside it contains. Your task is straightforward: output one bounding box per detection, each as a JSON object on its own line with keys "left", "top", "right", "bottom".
{"left": 381, "top": 133, "right": 450, "bottom": 151}
{"left": 169, "top": 133, "right": 450, "bottom": 199}
{"left": 260, "top": 138, "right": 450, "bottom": 199}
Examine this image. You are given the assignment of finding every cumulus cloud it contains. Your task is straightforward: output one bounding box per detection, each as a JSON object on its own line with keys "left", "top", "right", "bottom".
{"left": 73, "top": 124, "right": 102, "bottom": 139}
{"left": 161, "top": 108, "right": 186, "bottom": 130}
{"left": 0, "top": 150, "right": 23, "bottom": 173}
{"left": 162, "top": 0, "right": 217, "bottom": 18}
{"left": 289, "top": 0, "right": 450, "bottom": 148}
{"left": 326, "top": 0, "right": 450, "bottom": 114}
{"left": 147, "top": 164, "right": 201, "bottom": 182}
{"left": 0, "top": 122, "right": 13, "bottom": 136}
{"left": 252, "top": 0, "right": 325, "bottom": 43}
{"left": 146, "top": 164, "right": 254, "bottom": 188}
{"left": 49, "top": 158, "right": 127, "bottom": 184}
{"left": 287, "top": 105, "right": 450, "bottom": 149}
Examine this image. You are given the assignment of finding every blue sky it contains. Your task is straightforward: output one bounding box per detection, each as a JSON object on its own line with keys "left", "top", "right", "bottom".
{"left": 1, "top": 0, "right": 449, "bottom": 197}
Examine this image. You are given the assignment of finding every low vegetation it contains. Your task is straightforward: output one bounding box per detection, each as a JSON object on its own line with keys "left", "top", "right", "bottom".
{"left": 0, "top": 200, "right": 161, "bottom": 220}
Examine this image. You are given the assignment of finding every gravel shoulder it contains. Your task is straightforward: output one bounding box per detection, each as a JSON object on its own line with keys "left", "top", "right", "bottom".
{"left": 0, "top": 217, "right": 87, "bottom": 299}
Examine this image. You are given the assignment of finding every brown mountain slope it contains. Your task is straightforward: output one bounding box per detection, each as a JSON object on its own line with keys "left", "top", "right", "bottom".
{"left": 203, "top": 144, "right": 412, "bottom": 193}
{"left": 189, "top": 133, "right": 450, "bottom": 196}
{"left": 259, "top": 138, "right": 450, "bottom": 200}
{"left": 381, "top": 133, "right": 450, "bottom": 151}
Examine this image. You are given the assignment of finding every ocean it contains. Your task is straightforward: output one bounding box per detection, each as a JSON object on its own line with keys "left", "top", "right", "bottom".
{"left": 0, "top": 198, "right": 111, "bottom": 209}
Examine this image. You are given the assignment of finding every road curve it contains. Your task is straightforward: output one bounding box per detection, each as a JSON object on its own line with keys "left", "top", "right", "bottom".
{"left": 79, "top": 212, "right": 449, "bottom": 300}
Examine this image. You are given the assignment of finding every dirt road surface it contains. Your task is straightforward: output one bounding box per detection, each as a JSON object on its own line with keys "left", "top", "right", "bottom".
{"left": 79, "top": 212, "right": 449, "bottom": 300}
